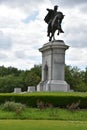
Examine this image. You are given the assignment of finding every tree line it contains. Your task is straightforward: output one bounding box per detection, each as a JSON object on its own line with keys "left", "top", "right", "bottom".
{"left": 0, "top": 65, "right": 87, "bottom": 93}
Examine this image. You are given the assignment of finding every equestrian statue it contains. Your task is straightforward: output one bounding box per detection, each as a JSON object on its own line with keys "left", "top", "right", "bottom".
{"left": 44, "top": 5, "right": 64, "bottom": 41}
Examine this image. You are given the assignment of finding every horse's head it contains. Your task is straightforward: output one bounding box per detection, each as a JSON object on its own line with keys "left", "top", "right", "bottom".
{"left": 57, "top": 11, "right": 65, "bottom": 20}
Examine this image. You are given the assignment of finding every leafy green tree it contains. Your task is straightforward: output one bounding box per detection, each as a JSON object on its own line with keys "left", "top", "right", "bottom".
{"left": 65, "top": 65, "right": 87, "bottom": 92}
{"left": 84, "top": 67, "right": 87, "bottom": 84}
{"left": 65, "top": 65, "right": 74, "bottom": 89}
{"left": 30, "top": 64, "right": 41, "bottom": 78}
{"left": 0, "top": 75, "right": 24, "bottom": 93}
{"left": 0, "top": 65, "right": 41, "bottom": 93}
{"left": 25, "top": 71, "right": 40, "bottom": 88}
{"left": 0, "top": 66, "right": 22, "bottom": 77}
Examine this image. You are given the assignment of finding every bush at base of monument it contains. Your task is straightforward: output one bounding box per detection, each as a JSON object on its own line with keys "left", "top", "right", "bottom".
{"left": 0, "top": 92, "right": 87, "bottom": 108}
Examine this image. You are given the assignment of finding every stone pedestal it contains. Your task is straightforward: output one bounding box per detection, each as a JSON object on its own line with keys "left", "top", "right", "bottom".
{"left": 37, "top": 40, "right": 70, "bottom": 92}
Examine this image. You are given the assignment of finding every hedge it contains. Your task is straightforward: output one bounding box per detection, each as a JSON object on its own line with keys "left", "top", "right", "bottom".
{"left": 0, "top": 92, "right": 87, "bottom": 108}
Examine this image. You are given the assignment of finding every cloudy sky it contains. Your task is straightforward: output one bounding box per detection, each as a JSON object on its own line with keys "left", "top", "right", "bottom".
{"left": 0, "top": 0, "right": 87, "bottom": 70}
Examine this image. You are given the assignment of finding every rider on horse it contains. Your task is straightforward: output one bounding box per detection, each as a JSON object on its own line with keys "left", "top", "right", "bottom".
{"left": 44, "top": 5, "right": 64, "bottom": 37}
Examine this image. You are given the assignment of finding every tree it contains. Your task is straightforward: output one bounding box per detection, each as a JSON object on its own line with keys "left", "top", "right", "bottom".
{"left": 65, "top": 65, "right": 74, "bottom": 89}
{"left": 0, "top": 66, "right": 22, "bottom": 77}
{"left": 84, "top": 67, "right": 87, "bottom": 84}
{"left": 65, "top": 65, "right": 87, "bottom": 92}
{"left": 0, "top": 75, "right": 24, "bottom": 93}
{"left": 25, "top": 71, "right": 40, "bottom": 88}
{"left": 30, "top": 64, "right": 41, "bottom": 78}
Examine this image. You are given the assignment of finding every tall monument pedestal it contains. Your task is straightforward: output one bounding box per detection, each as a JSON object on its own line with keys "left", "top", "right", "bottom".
{"left": 37, "top": 40, "right": 70, "bottom": 92}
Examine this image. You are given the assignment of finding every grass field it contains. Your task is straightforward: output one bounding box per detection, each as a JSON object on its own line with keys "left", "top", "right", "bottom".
{"left": 1, "top": 108, "right": 87, "bottom": 121}
{"left": 1, "top": 92, "right": 87, "bottom": 129}
{"left": 0, "top": 120, "right": 87, "bottom": 130}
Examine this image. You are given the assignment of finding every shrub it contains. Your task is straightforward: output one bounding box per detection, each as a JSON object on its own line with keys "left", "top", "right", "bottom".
{"left": 37, "top": 99, "right": 45, "bottom": 110}
{"left": 36, "top": 99, "right": 53, "bottom": 110}
{"left": 0, "top": 92, "right": 87, "bottom": 109}
{"left": 1, "top": 101, "right": 25, "bottom": 115}
{"left": 66, "top": 100, "right": 80, "bottom": 110}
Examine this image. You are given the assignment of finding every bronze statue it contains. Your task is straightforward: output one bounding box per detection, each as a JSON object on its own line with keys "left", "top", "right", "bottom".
{"left": 44, "top": 5, "right": 64, "bottom": 41}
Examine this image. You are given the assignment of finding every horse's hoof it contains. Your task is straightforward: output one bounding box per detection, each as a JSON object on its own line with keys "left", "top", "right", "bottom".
{"left": 49, "top": 38, "right": 51, "bottom": 41}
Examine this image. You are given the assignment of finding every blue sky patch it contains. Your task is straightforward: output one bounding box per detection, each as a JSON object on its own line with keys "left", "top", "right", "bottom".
{"left": 22, "top": 11, "right": 39, "bottom": 23}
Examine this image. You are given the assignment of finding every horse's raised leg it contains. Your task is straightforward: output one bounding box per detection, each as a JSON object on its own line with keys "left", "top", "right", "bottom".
{"left": 57, "top": 30, "right": 60, "bottom": 35}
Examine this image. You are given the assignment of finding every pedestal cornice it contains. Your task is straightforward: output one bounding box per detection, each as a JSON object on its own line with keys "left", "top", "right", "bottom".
{"left": 39, "top": 40, "right": 69, "bottom": 52}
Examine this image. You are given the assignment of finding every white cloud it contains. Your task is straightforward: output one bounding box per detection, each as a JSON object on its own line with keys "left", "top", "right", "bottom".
{"left": 0, "top": 0, "right": 86, "bottom": 70}
{"left": 66, "top": 47, "right": 87, "bottom": 70}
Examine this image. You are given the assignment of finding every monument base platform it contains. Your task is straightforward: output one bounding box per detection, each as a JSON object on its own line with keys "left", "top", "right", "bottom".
{"left": 37, "top": 80, "right": 70, "bottom": 92}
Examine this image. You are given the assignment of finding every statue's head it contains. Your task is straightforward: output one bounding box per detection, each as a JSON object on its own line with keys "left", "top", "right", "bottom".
{"left": 54, "top": 5, "right": 58, "bottom": 11}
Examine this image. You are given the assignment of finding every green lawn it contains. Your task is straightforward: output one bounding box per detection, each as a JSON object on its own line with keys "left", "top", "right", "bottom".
{"left": 1, "top": 108, "right": 87, "bottom": 121}
{"left": 0, "top": 120, "right": 87, "bottom": 130}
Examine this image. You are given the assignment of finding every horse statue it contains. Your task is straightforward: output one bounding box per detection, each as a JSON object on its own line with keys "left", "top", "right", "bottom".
{"left": 48, "top": 11, "right": 64, "bottom": 41}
